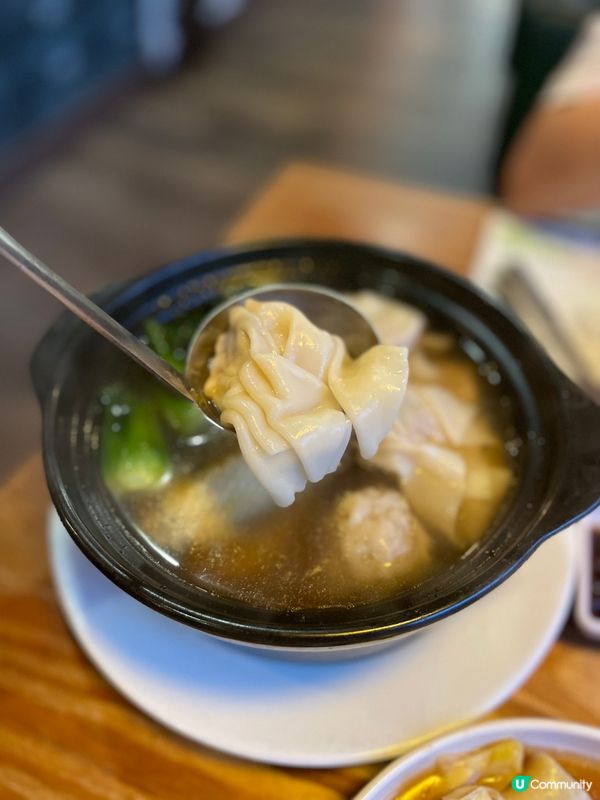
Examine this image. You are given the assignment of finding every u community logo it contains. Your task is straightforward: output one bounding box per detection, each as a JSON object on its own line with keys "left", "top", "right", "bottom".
{"left": 512, "top": 776, "right": 532, "bottom": 792}
{"left": 511, "top": 775, "right": 593, "bottom": 794}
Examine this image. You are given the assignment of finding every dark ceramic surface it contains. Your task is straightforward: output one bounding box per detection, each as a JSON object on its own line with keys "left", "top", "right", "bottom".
{"left": 31, "top": 240, "right": 600, "bottom": 647}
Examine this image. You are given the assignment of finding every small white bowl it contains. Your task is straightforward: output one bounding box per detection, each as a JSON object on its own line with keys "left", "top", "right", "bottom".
{"left": 355, "top": 718, "right": 600, "bottom": 800}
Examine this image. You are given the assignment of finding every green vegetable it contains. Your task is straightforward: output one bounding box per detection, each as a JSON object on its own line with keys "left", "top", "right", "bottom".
{"left": 101, "top": 386, "right": 171, "bottom": 493}
{"left": 144, "top": 318, "right": 183, "bottom": 369}
{"left": 101, "top": 313, "right": 211, "bottom": 494}
{"left": 143, "top": 312, "right": 206, "bottom": 371}
{"left": 156, "top": 389, "right": 208, "bottom": 437}
{"left": 143, "top": 315, "right": 209, "bottom": 437}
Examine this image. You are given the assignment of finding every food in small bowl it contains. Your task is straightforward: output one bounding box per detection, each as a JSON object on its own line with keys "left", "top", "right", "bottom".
{"left": 355, "top": 719, "right": 600, "bottom": 800}
{"left": 32, "top": 241, "right": 600, "bottom": 649}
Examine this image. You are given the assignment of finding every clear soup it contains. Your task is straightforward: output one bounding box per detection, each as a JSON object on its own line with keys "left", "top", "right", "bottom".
{"left": 100, "top": 294, "right": 519, "bottom": 611}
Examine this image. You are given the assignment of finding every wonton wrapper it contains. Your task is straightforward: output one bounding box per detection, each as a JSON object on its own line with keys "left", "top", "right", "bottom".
{"left": 367, "top": 372, "right": 510, "bottom": 546}
{"left": 438, "top": 740, "right": 525, "bottom": 795}
{"left": 402, "top": 445, "right": 467, "bottom": 542}
{"left": 349, "top": 290, "right": 426, "bottom": 349}
{"left": 367, "top": 386, "right": 473, "bottom": 542}
{"left": 205, "top": 299, "right": 408, "bottom": 506}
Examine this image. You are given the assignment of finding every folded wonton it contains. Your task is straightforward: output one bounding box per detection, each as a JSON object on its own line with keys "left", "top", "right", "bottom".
{"left": 204, "top": 299, "right": 409, "bottom": 506}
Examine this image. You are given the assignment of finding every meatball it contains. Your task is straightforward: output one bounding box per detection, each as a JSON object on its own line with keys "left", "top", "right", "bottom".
{"left": 334, "top": 487, "right": 431, "bottom": 582}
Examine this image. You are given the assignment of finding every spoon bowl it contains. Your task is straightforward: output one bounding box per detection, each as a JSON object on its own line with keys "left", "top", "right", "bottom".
{"left": 0, "top": 227, "right": 378, "bottom": 433}
{"left": 184, "top": 283, "right": 379, "bottom": 429}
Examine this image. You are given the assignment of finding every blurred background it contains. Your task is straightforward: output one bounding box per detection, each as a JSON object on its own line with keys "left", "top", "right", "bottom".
{"left": 1, "top": 0, "right": 598, "bottom": 479}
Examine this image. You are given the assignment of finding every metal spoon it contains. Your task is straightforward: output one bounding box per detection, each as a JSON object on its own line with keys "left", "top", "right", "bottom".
{"left": 0, "top": 226, "right": 196, "bottom": 403}
{"left": 0, "top": 228, "right": 378, "bottom": 430}
{"left": 185, "top": 283, "right": 379, "bottom": 426}
{"left": 496, "top": 264, "right": 600, "bottom": 404}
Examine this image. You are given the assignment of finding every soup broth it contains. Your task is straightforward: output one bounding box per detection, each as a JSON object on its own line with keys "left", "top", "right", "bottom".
{"left": 395, "top": 742, "right": 600, "bottom": 800}
{"left": 101, "top": 293, "right": 518, "bottom": 611}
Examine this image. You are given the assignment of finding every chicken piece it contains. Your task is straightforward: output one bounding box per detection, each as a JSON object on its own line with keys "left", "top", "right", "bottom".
{"left": 335, "top": 487, "right": 431, "bottom": 581}
{"left": 349, "top": 291, "right": 426, "bottom": 349}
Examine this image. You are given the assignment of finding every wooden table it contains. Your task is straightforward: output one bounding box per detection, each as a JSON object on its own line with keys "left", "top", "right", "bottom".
{"left": 1, "top": 163, "right": 597, "bottom": 799}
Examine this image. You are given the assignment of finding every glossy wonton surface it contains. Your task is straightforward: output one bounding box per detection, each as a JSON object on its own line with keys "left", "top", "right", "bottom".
{"left": 204, "top": 299, "right": 409, "bottom": 506}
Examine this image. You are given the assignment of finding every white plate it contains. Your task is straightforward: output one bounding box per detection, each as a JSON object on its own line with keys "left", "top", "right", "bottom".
{"left": 48, "top": 511, "right": 576, "bottom": 768}
{"left": 355, "top": 717, "right": 600, "bottom": 800}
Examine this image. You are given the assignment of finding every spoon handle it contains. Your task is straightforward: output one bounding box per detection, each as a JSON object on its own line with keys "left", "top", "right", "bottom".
{"left": 0, "top": 226, "right": 196, "bottom": 403}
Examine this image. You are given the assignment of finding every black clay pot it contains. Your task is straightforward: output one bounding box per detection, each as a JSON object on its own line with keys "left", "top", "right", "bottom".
{"left": 31, "top": 240, "right": 600, "bottom": 648}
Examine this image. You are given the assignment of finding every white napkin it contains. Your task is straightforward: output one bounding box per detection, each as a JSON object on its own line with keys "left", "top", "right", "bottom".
{"left": 470, "top": 210, "right": 600, "bottom": 385}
